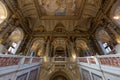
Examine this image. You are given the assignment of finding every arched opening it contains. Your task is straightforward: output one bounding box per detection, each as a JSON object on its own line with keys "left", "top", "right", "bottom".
{"left": 76, "top": 47, "right": 84, "bottom": 57}
{"left": 49, "top": 71, "right": 70, "bottom": 80}
{"left": 29, "top": 39, "right": 45, "bottom": 56}
{"left": 0, "top": 1, "right": 7, "bottom": 24}
{"left": 96, "top": 28, "right": 115, "bottom": 54}
{"left": 110, "top": 0, "right": 120, "bottom": 28}
{"left": 52, "top": 75, "right": 68, "bottom": 80}
{"left": 55, "top": 46, "right": 65, "bottom": 57}
{"left": 75, "top": 39, "right": 90, "bottom": 57}
{"left": 7, "top": 28, "right": 24, "bottom": 54}
{"left": 51, "top": 38, "right": 67, "bottom": 57}
{"left": 110, "top": 0, "right": 120, "bottom": 54}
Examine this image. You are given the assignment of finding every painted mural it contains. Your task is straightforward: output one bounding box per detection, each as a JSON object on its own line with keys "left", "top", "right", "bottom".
{"left": 39, "top": 0, "right": 81, "bottom": 16}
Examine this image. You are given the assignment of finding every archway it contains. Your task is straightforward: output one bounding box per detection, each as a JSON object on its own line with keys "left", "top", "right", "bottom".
{"left": 0, "top": 1, "right": 7, "bottom": 24}
{"left": 49, "top": 71, "right": 70, "bottom": 80}
{"left": 29, "top": 38, "right": 45, "bottom": 56}
{"left": 75, "top": 39, "right": 90, "bottom": 57}
{"left": 110, "top": 0, "right": 120, "bottom": 28}
{"left": 7, "top": 28, "right": 24, "bottom": 54}
{"left": 95, "top": 28, "right": 113, "bottom": 54}
{"left": 51, "top": 75, "right": 68, "bottom": 80}
{"left": 55, "top": 46, "right": 65, "bottom": 57}
{"left": 51, "top": 38, "right": 67, "bottom": 57}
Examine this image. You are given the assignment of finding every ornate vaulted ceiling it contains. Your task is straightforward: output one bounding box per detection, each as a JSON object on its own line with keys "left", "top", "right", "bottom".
{"left": 17, "top": 0, "right": 102, "bottom": 33}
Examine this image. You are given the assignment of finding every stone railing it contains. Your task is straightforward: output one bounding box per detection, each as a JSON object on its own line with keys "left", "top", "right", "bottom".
{"left": 0, "top": 54, "right": 42, "bottom": 67}
{"left": 77, "top": 54, "right": 120, "bottom": 80}
{"left": 50, "top": 57, "right": 75, "bottom": 62}
{"left": 43, "top": 57, "right": 75, "bottom": 69}
{"left": 77, "top": 54, "right": 120, "bottom": 68}
{"left": 0, "top": 54, "right": 42, "bottom": 80}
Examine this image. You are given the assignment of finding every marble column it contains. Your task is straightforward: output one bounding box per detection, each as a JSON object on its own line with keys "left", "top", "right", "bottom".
{"left": 25, "top": 37, "right": 33, "bottom": 56}
{"left": 74, "top": 40, "right": 79, "bottom": 57}
{"left": 67, "top": 41, "right": 72, "bottom": 57}
{"left": 41, "top": 41, "right": 47, "bottom": 56}
{"left": 45, "top": 39, "right": 50, "bottom": 58}
{"left": 16, "top": 35, "right": 31, "bottom": 55}
{"left": 70, "top": 40, "right": 76, "bottom": 60}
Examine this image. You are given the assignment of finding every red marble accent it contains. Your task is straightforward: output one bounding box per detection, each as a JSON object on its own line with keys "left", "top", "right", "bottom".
{"left": 79, "top": 58, "right": 88, "bottom": 63}
{"left": 24, "top": 58, "right": 30, "bottom": 64}
{"left": 98, "top": 57, "right": 120, "bottom": 67}
{"left": 88, "top": 58, "right": 96, "bottom": 64}
{"left": 32, "top": 58, "right": 40, "bottom": 63}
{"left": 0, "top": 57, "right": 21, "bottom": 67}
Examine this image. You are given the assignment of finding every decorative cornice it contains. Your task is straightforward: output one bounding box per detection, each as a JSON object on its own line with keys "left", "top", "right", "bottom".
{"left": 89, "top": 0, "right": 116, "bottom": 35}
{"left": 32, "top": 32, "right": 89, "bottom": 38}
{"left": 4, "top": 0, "right": 32, "bottom": 34}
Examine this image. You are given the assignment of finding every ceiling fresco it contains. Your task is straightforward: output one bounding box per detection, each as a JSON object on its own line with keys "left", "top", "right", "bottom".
{"left": 38, "top": 0, "right": 81, "bottom": 16}
{"left": 17, "top": 0, "right": 102, "bottom": 32}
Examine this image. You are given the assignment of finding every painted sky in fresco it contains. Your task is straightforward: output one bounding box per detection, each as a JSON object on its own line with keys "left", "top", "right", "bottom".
{"left": 39, "top": 0, "right": 81, "bottom": 16}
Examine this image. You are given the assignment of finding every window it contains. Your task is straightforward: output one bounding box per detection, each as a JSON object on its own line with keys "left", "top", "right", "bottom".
{"left": 102, "top": 42, "right": 111, "bottom": 53}
{"left": 7, "top": 28, "right": 24, "bottom": 54}
{"left": 8, "top": 42, "right": 17, "bottom": 54}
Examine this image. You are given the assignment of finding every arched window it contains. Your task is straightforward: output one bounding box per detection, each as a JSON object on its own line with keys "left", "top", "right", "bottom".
{"left": 0, "top": 1, "right": 7, "bottom": 24}
{"left": 96, "top": 29, "right": 114, "bottom": 54}
{"left": 8, "top": 28, "right": 24, "bottom": 54}
{"left": 30, "top": 39, "right": 44, "bottom": 56}
{"left": 75, "top": 39, "right": 90, "bottom": 57}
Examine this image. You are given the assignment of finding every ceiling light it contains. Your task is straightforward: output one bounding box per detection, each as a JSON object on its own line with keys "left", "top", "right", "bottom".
{"left": 113, "top": 16, "right": 120, "bottom": 20}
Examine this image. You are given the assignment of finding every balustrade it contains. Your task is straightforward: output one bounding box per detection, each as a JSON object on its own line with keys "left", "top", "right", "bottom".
{"left": 77, "top": 54, "right": 120, "bottom": 80}
{"left": 0, "top": 54, "right": 42, "bottom": 80}
{"left": 46, "top": 57, "right": 75, "bottom": 62}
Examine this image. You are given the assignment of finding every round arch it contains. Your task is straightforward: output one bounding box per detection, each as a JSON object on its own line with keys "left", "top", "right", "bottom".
{"left": 110, "top": 0, "right": 120, "bottom": 28}
{"left": 95, "top": 28, "right": 114, "bottom": 54}
{"left": 0, "top": 1, "right": 8, "bottom": 24}
{"left": 55, "top": 46, "right": 66, "bottom": 57}
{"left": 9, "top": 27, "right": 24, "bottom": 43}
{"left": 7, "top": 27, "right": 24, "bottom": 54}
{"left": 28, "top": 38, "right": 45, "bottom": 56}
{"left": 95, "top": 28, "right": 111, "bottom": 43}
{"left": 75, "top": 38, "right": 90, "bottom": 57}
{"left": 75, "top": 39, "right": 88, "bottom": 50}
{"left": 49, "top": 71, "right": 71, "bottom": 80}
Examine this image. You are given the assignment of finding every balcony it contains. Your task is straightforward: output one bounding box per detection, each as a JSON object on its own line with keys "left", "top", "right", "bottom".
{"left": 0, "top": 54, "right": 42, "bottom": 80}
{"left": 77, "top": 54, "right": 120, "bottom": 80}
{"left": 43, "top": 57, "right": 76, "bottom": 69}
{"left": 0, "top": 54, "right": 120, "bottom": 80}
